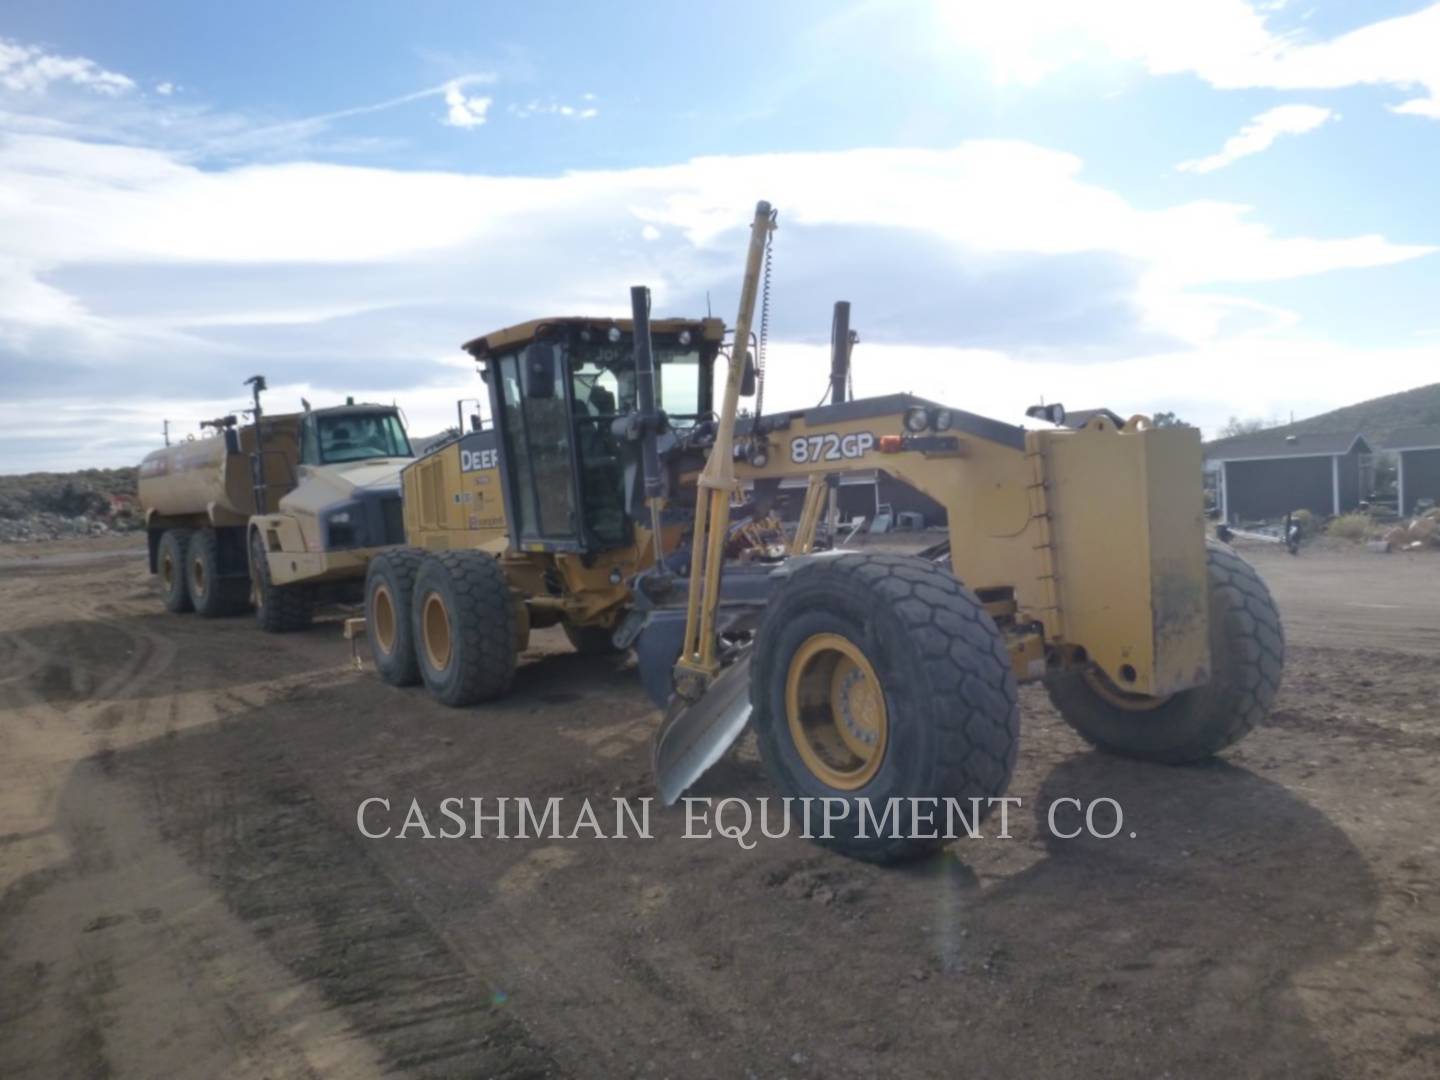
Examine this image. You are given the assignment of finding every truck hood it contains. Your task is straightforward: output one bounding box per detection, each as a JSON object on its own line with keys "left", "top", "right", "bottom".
{"left": 318, "top": 457, "right": 409, "bottom": 493}
{"left": 277, "top": 457, "right": 407, "bottom": 516}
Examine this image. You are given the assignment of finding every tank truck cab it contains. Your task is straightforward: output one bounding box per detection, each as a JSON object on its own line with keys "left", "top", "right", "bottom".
{"left": 136, "top": 377, "right": 416, "bottom": 632}
{"left": 246, "top": 395, "right": 414, "bottom": 631}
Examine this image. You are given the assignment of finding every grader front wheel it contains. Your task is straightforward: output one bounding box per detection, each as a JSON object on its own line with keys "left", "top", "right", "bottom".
{"left": 751, "top": 553, "right": 1020, "bottom": 865}
{"left": 1045, "top": 540, "right": 1284, "bottom": 763}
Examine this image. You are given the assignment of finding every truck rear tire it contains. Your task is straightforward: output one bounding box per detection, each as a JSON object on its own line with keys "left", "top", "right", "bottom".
{"left": 751, "top": 553, "right": 1020, "bottom": 865}
{"left": 157, "top": 528, "right": 194, "bottom": 613}
{"left": 563, "top": 623, "right": 623, "bottom": 655}
{"left": 188, "top": 528, "right": 249, "bottom": 617}
{"left": 1044, "top": 540, "right": 1283, "bottom": 764}
{"left": 366, "top": 547, "right": 424, "bottom": 686}
{"left": 412, "top": 551, "right": 516, "bottom": 707}
{"left": 248, "top": 530, "right": 314, "bottom": 633}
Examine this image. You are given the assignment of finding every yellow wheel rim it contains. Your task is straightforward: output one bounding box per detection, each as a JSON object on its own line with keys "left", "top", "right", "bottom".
{"left": 422, "top": 592, "right": 452, "bottom": 671}
{"left": 160, "top": 550, "right": 176, "bottom": 590}
{"left": 190, "top": 554, "right": 206, "bottom": 597}
{"left": 373, "top": 582, "right": 396, "bottom": 656}
{"left": 785, "top": 632, "right": 888, "bottom": 790}
{"left": 1082, "top": 666, "right": 1170, "bottom": 712}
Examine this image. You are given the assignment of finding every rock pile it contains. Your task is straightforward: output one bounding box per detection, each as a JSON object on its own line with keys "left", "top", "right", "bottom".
{"left": 1381, "top": 508, "right": 1440, "bottom": 552}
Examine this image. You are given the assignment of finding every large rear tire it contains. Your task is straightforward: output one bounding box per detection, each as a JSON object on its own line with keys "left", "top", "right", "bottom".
{"left": 1045, "top": 540, "right": 1283, "bottom": 763}
{"left": 248, "top": 530, "right": 314, "bottom": 633}
{"left": 157, "top": 528, "right": 194, "bottom": 613}
{"left": 187, "top": 528, "right": 250, "bottom": 617}
{"left": 366, "top": 547, "right": 424, "bottom": 686}
{"left": 751, "top": 553, "right": 1019, "bottom": 865}
{"left": 412, "top": 551, "right": 517, "bottom": 706}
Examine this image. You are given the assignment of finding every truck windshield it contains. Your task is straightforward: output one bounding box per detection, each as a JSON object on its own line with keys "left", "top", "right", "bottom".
{"left": 317, "top": 412, "right": 412, "bottom": 463}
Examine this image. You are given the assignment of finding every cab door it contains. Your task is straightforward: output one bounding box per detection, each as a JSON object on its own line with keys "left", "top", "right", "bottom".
{"left": 491, "top": 344, "right": 583, "bottom": 550}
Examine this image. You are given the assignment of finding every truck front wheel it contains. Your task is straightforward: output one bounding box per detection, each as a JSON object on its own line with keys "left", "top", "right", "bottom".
{"left": 248, "top": 530, "right": 314, "bottom": 633}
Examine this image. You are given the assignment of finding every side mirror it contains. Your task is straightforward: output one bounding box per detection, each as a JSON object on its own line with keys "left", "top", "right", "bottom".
{"left": 525, "top": 342, "right": 559, "bottom": 400}
{"left": 1025, "top": 402, "right": 1067, "bottom": 427}
{"left": 740, "top": 351, "right": 758, "bottom": 398}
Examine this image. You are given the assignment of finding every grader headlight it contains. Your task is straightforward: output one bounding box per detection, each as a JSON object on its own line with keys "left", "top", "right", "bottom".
{"left": 903, "top": 406, "right": 930, "bottom": 433}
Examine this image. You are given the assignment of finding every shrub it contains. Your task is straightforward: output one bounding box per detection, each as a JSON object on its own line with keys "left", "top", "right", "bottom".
{"left": 1326, "top": 513, "right": 1371, "bottom": 541}
{"left": 1290, "top": 508, "right": 1318, "bottom": 537}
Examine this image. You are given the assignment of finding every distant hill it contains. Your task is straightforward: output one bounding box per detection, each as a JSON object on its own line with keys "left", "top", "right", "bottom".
{"left": 1206, "top": 382, "right": 1440, "bottom": 453}
{"left": 0, "top": 467, "right": 137, "bottom": 519}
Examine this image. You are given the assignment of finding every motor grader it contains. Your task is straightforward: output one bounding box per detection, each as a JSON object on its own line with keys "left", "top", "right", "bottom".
{"left": 361, "top": 201, "right": 1284, "bottom": 863}
{"left": 138, "top": 380, "right": 414, "bottom": 631}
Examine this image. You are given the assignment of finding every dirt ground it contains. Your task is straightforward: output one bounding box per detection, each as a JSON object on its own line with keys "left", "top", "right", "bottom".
{"left": 1, "top": 536, "right": 1438, "bottom": 1079}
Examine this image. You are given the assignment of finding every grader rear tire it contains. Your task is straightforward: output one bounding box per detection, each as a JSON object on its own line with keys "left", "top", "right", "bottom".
{"left": 1045, "top": 540, "right": 1283, "bottom": 764}
{"left": 157, "top": 528, "right": 194, "bottom": 613}
{"left": 365, "top": 547, "right": 425, "bottom": 686}
{"left": 188, "top": 528, "right": 249, "bottom": 617}
{"left": 751, "top": 553, "right": 1019, "bottom": 865}
{"left": 412, "top": 551, "right": 517, "bottom": 707}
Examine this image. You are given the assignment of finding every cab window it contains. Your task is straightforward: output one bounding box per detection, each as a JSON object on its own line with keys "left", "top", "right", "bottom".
{"left": 656, "top": 349, "right": 702, "bottom": 418}
{"left": 316, "top": 412, "right": 412, "bottom": 463}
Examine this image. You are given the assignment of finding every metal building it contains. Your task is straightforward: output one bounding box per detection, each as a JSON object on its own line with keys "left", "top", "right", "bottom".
{"left": 1389, "top": 426, "right": 1440, "bottom": 516}
{"left": 1205, "top": 431, "right": 1374, "bottom": 523}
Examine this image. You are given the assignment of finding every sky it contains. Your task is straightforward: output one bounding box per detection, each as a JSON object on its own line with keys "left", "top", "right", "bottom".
{"left": 2, "top": 0, "right": 1439, "bottom": 472}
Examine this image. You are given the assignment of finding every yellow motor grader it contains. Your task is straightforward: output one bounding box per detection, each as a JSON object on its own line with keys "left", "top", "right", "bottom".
{"left": 361, "top": 201, "right": 1284, "bottom": 863}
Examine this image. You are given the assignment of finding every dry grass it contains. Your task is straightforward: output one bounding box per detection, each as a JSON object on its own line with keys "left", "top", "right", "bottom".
{"left": 1326, "top": 512, "right": 1372, "bottom": 541}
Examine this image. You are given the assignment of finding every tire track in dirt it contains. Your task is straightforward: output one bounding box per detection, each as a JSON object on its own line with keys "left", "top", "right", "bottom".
{"left": 0, "top": 553, "right": 406, "bottom": 1078}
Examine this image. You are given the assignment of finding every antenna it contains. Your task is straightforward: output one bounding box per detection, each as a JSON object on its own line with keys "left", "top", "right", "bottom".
{"left": 163, "top": 419, "right": 171, "bottom": 447}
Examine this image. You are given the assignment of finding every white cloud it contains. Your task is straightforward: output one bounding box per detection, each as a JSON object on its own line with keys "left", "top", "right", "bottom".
{"left": 937, "top": 0, "right": 1440, "bottom": 118}
{"left": 0, "top": 134, "right": 1432, "bottom": 469}
{"left": 442, "top": 82, "right": 492, "bottom": 128}
{"left": 0, "top": 37, "right": 135, "bottom": 96}
{"left": 1177, "top": 103, "right": 1334, "bottom": 173}
{"left": 0, "top": 35, "right": 498, "bottom": 158}
{"left": 755, "top": 337, "right": 1440, "bottom": 443}
{"left": 511, "top": 98, "right": 600, "bottom": 119}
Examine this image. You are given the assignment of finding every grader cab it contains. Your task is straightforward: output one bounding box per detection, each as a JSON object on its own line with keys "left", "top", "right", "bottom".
{"left": 361, "top": 201, "right": 1284, "bottom": 864}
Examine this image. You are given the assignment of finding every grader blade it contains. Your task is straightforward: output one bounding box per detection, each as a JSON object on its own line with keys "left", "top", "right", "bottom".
{"left": 652, "top": 653, "right": 753, "bottom": 806}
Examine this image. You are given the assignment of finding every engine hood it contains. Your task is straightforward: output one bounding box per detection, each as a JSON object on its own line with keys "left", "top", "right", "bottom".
{"left": 277, "top": 457, "right": 406, "bottom": 517}
{"left": 311, "top": 457, "right": 407, "bottom": 494}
